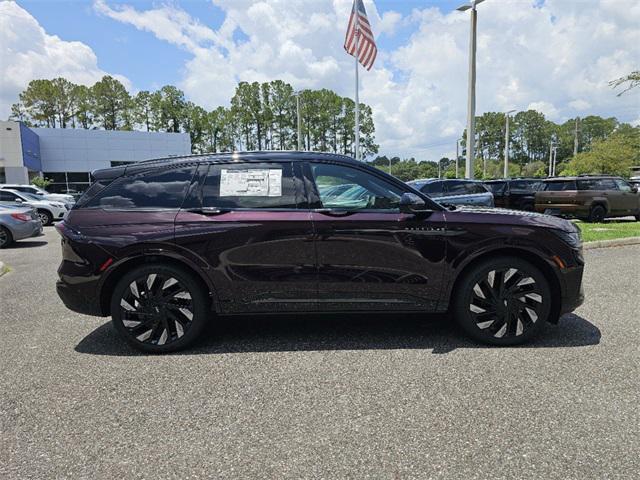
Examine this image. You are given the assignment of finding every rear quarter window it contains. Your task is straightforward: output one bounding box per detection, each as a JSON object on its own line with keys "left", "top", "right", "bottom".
{"left": 543, "top": 181, "right": 576, "bottom": 191}
{"left": 87, "top": 167, "right": 195, "bottom": 209}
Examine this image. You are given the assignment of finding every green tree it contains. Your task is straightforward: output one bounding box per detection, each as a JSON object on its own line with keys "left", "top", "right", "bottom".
{"left": 91, "top": 75, "right": 131, "bottom": 130}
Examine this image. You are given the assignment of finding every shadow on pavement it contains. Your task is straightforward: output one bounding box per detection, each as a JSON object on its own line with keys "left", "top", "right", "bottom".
{"left": 6, "top": 240, "right": 48, "bottom": 249}
{"left": 75, "top": 313, "right": 601, "bottom": 357}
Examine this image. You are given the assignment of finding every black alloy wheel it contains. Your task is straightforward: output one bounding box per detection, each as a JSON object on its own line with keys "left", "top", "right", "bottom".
{"left": 588, "top": 205, "right": 606, "bottom": 223}
{"left": 37, "top": 209, "right": 53, "bottom": 226}
{"left": 453, "top": 257, "right": 551, "bottom": 345}
{"left": 0, "top": 226, "right": 12, "bottom": 248}
{"left": 111, "top": 264, "right": 209, "bottom": 352}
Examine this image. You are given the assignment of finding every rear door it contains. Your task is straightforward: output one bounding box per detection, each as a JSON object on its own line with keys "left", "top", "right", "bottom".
{"left": 307, "top": 162, "right": 447, "bottom": 312}
{"left": 174, "top": 161, "right": 316, "bottom": 314}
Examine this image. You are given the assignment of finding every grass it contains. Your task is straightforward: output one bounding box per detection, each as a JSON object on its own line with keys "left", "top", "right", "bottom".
{"left": 575, "top": 219, "right": 640, "bottom": 242}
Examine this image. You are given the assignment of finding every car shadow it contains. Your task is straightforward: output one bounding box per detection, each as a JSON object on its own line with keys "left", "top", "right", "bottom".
{"left": 75, "top": 313, "right": 601, "bottom": 357}
{"left": 6, "top": 240, "right": 48, "bottom": 249}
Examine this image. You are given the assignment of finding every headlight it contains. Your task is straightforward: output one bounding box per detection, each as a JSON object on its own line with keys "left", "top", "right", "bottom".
{"left": 551, "top": 227, "right": 582, "bottom": 249}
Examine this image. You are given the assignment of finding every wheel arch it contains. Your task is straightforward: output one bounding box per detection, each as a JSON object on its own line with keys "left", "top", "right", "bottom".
{"left": 99, "top": 253, "right": 218, "bottom": 316}
{"left": 445, "top": 247, "right": 562, "bottom": 324}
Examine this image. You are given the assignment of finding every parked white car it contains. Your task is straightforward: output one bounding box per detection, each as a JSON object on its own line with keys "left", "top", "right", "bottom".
{"left": 0, "top": 189, "right": 68, "bottom": 225}
{"left": 0, "top": 184, "right": 75, "bottom": 204}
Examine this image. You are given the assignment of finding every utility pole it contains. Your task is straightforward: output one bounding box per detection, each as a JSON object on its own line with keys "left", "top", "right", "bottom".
{"left": 457, "top": 0, "right": 485, "bottom": 179}
{"left": 455, "top": 139, "right": 460, "bottom": 178}
{"left": 573, "top": 117, "right": 580, "bottom": 156}
{"left": 503, "top": 109, "right": 515, "bottom": 178}
{"left": 548, "top": 141, "right": 554, "bottom": 177}
{"left": 552, "top": 146, "right": 558, "bottom": 177}
{"left": 296, "top": 93, "right": 303, "bottom": 151}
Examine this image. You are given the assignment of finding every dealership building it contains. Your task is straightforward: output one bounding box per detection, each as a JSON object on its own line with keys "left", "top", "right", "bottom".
{"left": 0, "top": 120, "right": 191, "bottom": 193}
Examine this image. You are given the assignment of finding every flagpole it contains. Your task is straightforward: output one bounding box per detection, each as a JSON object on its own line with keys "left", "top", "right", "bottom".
{"left": 354, "top": 15, "right": 360, "bottom": 161}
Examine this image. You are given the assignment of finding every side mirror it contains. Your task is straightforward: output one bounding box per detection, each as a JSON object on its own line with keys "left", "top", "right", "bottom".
{"left": 15, "top": 198, "right": 23, "bottom": 203}
{"left": 632, "top": 186, "right": 638, "bottom": 194}
{"left": 399, "top": 192, "right": 431, "bottom": 214}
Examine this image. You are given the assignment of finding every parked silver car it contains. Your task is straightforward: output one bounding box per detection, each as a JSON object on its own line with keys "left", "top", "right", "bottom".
{"left": 0, "top": 184, "right": 75, "bottom": 204}
{"left": 407, "top": 179, "right": 495, "bottom": 207}
{"left": 0, "top": 203, "right": 43, "bottom": 248}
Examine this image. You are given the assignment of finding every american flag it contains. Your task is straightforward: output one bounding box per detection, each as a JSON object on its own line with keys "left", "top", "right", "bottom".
{"left": 344, "top": 0, "right": 377, "bottom": 71}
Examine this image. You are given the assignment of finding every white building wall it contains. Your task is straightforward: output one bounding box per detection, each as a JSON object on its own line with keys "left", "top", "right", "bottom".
{"left": 32, "top": 128, "right": 191, "bottom": 172}
{"left": 0, "top": 121, "right": 28, "bottom": 183}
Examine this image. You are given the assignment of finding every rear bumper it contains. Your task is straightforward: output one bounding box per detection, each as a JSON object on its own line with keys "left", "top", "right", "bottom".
{"left": 56, "top": 279, "right": 105, "bottom": 317}
{"left": 10, "top": 219, "right": 43, "bottom": 241}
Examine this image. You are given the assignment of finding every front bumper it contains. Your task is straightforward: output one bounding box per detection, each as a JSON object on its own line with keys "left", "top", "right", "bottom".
{"left": 558, "top": 264, "right": 585, "bottom": 315}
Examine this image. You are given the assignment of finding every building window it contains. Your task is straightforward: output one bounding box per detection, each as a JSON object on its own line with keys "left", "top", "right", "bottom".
{"left": 0, "top": 168, "right": 6, "bottom": 184}
{"left": 43, "top": 172, "right": 91, "bottom": 194}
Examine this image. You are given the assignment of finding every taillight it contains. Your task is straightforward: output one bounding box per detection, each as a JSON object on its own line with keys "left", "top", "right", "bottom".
{"left": 10, "top": 213, "right": 30, "bottom": 222}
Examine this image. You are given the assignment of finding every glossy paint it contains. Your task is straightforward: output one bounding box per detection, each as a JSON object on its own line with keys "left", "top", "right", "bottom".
{"left": 56, "top": 152, "right": 585, "bottom": 319}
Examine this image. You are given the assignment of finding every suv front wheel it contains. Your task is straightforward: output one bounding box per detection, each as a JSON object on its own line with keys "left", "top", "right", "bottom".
{"left": 453, "top": 257, "right": 551, "bottom": 345}
{"left": 110, "top": 264, "right": 210, "bottom": 353}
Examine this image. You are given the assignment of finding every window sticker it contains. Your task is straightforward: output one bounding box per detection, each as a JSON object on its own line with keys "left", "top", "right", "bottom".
{"left": 220, "top": 169, "right": 282, "bottom": 197}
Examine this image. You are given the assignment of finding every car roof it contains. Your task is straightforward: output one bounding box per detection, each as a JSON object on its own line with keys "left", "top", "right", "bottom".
{"left": 92, "top": 151, "right": 362, "bottom": 180}
{"left": 543, "top": 175, "right": 620, "bottom": 182}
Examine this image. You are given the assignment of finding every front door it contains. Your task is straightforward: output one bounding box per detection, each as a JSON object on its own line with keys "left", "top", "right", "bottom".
{"left": 306, "top": 162, "right": 447, "bottom": 312}
{"left": 613, "top": 179, "right": 640, "bottom": 215}
{"left": 174, "top": 161, "right": 316, "bottom": 313}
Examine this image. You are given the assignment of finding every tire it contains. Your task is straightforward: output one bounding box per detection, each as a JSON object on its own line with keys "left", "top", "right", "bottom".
{"left": 37, "top": 209, "right": 53, "bottom": 226}
{"left": 110, "top": 264, "right": 210, "bottom": 353}
{"left": 452, "top": 256, "right": 551, "bottom": 346}
{"left": 588, "top": 205, "right": 606, "bottom": 223}
{"left": 635, "top": 214, "right": 640, "bottom": 222}
{"left": 0, "top": 226, "right": 13, "bottom": 248}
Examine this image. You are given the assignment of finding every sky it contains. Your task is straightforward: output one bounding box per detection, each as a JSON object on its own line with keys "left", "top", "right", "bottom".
{"left": 1, "top": 0, "right": 638, "bottom": 161}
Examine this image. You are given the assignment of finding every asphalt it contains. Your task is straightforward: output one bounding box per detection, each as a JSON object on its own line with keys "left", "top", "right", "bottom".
{"left": 0, "top": 227, "right": 638, "bottom": 479}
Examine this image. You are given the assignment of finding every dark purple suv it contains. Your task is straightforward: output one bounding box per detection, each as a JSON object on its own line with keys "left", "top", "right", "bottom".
{"left": 56, "top": 152, "right": 585, "bottom": 352}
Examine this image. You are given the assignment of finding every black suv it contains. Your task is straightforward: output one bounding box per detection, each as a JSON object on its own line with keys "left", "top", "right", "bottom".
{"left": 484, "top": 178, "right": 543, "bottom": 211}
{"left": 56, "top": 152, "right": 585, "bottom": 352}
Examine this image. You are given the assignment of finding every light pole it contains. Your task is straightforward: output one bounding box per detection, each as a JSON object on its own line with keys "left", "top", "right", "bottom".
{"left": 296, "top": 92, "right": 303, "bottom": 151}
{"left": 457, "top": 0, "right": 485, "bottom": 179}
{"left": 455, "top": 139, "right": 460, "bottom": 178}
{"left": 503, "top": 109, "right": 516, "bottom": 178}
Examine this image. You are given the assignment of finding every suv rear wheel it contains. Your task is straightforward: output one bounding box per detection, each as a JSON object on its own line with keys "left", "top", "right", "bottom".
{"left": 110, "top": 264, "right": 210, "bottom": 353}
{"left": 588, "top": 205, "right": 606, "bottom": 223}
{"left": 453, "top": 257, "right": 551, "bottom": 345}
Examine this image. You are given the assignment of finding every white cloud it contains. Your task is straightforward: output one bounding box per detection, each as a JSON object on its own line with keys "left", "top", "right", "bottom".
{"left": 92, "top": 0, "right": 639, "bottom": 160}
{"left": 0, "top": 1, "right": 130, "bottom": 120}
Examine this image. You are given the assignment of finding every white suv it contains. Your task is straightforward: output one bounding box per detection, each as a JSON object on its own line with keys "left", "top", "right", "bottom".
{"left": 0, "top": 184, "right": 75, "bottom": 204}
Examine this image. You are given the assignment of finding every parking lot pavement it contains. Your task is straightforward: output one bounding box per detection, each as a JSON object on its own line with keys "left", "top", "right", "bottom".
{"left": 1, "top": 227, "right": 638, "bottom": 479}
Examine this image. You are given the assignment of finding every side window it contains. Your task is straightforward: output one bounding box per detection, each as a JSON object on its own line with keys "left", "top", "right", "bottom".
{"left": 598, "top": 179, "right": 617, "bottom": 191}
{"left": 0, "top": 191, "right": 18, "bottom": 201}
{"left": 614, "top": 179, "right": 632, "bottom": 192}
{"left": 89, "top": 167, "right": 195, "bottom": 209}
{"left": 202, "top": 162, "right": 297, "bottom": 209}
{"left": 486, "top": 182, "right": 505, "bottom": 194}
{"left": 421, "top": 182, "right": 444, "bottom": 197}
{"left": 447, "top": 181, "right": 485, "bottom": 195}
{"left": 310, "top": 163, "right": 404, "bottom": 211}
{"left": 464, "top": 182, "right": 487, "bottom": 194}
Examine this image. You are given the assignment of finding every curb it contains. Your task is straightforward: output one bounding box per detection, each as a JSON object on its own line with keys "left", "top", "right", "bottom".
{"left": 0, "top": 261, "right": 7, "bottom": 278}
{"left": 583, "top": 236, "right": 640, "bottom": 250}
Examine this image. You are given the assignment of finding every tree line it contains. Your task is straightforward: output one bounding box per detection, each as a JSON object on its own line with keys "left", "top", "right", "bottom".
{"left": 370, "top": 111, "right": 639, "bottom": 181}
{"left": 9, "top": 76, "right": 379, "bottom": 158}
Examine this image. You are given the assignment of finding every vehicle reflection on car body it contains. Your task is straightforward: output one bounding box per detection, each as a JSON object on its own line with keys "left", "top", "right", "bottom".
{"left": 55, "top": 152, "right": 584, "bottom": 353}
{"left": 407, "top": 178, "right": 494, "bottom": 207}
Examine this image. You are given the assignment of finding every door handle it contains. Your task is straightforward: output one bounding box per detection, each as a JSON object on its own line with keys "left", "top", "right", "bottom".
{"left": 186, "top": 207, "right": 230, "bottom": 215}
{"left": 314, "top": 208, "right": 355, "bottom": 217}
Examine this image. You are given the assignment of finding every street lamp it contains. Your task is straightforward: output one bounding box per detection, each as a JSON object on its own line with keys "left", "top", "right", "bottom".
{"left": 503, "top": 109, "right": 516, "bottom": 178}
{"left": 457, "top": 0, "right": 485, "bottom": 179}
